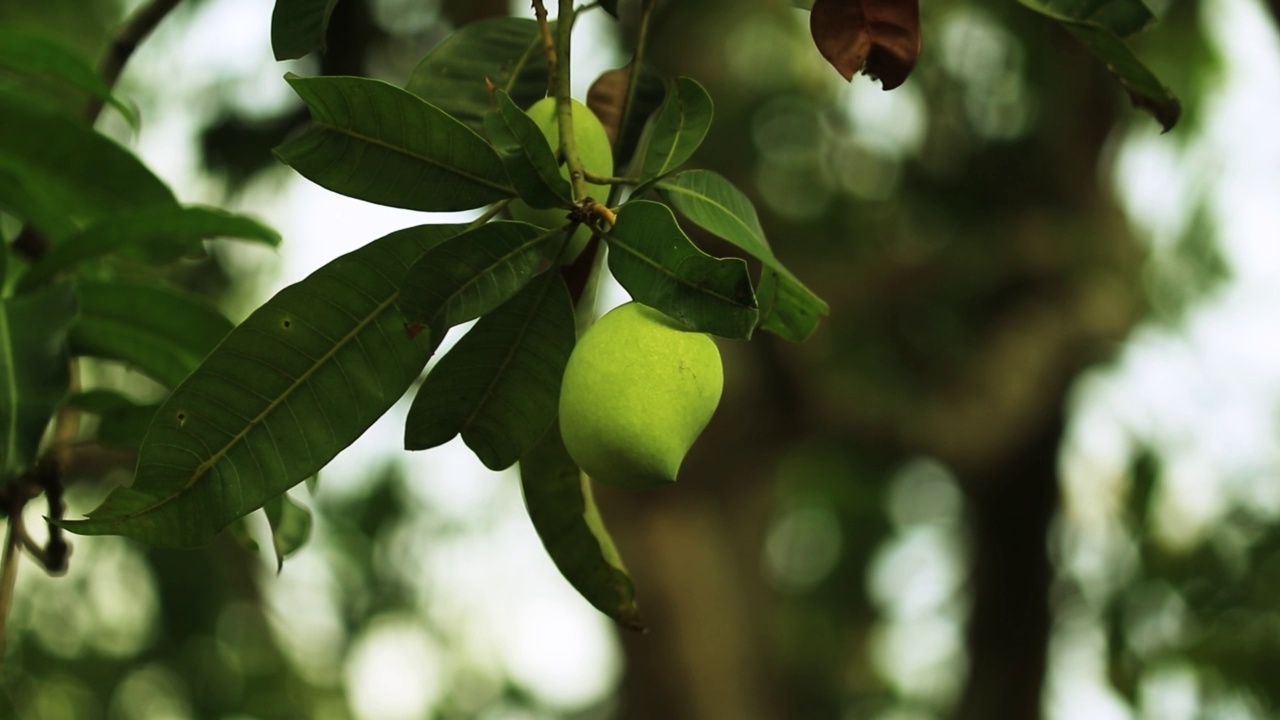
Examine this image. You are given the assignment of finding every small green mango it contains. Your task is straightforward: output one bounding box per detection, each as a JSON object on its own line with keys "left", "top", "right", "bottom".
{"left": 559, "top": 302, "right": 723, "bottom": 488}
{"left": 509, "top": 97, "right": 613, "bottom": 263}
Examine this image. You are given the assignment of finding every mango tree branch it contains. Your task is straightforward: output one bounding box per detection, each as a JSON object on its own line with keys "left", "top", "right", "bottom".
{"left": 555, "top": 0, "right": 590, "bottom": 203}
{"left": 85, "top": 0, "right": 184, "bottom": 124}
{"left": 531, "top": 0, "right": 558, "bottom": 94}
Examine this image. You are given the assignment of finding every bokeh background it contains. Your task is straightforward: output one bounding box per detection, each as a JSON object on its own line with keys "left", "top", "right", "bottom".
{"left": 3, "top": 0, "right": 1280, "bottom": 718}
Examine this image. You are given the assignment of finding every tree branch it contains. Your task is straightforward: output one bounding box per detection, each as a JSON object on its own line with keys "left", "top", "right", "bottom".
{"left": 84, "top": 0, "right": 184, "bottom": 124}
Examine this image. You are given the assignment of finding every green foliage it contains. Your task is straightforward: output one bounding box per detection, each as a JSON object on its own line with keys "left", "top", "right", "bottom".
{"left": 630, "top": 77, "right": 714, "bottom": 194}
{"left": 270, "top": 0, "right": 341, "bottom": 60}
{"left": 0, "top": 27, "right": 135, "bottom": 125}
{"left": 485, "top": 91, "right": 575, "bottom": 210}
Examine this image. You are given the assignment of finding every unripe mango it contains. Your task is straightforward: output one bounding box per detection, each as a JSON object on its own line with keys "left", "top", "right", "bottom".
{"left": 559, "top": 303, "right": 723, "bottom": 488}
{"left": 509, "top": 97, "right": 613, "bottom": 263}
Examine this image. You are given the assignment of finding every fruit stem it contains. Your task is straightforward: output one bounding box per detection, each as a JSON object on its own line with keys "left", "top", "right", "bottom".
{"left": 554, "top": 0, "right": 591, "bottom": 204}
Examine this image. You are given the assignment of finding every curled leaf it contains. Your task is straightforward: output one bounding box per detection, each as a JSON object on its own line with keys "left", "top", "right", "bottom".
{"left": 809, "top": 0, "right": 921, "bottom": 90}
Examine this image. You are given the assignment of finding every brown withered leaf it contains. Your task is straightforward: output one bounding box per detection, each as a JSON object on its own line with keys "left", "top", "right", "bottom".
{"left": 587, "top": 66, "right": 631, "bottom": 147}
{"left": 810, "top": 0, "right": 921, "bottom": 90}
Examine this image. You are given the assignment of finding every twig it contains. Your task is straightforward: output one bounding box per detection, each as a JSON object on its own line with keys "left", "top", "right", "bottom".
{"left": 0, "top": 510, "right": 23, "bottom": 672}
{"left": 84, "top": 0, "right": 184, "bottom": 124}
{"left": 582, "top": 171, "right": 639, "bottom": 186}
{"left": 531, "top": 1, "right": 557, "bottom": 95}
{"left": 605, "top": 0, "right": 656, "bottom": 207}
{"left": 554, "top": 0, "right": 589, "bottom": 203}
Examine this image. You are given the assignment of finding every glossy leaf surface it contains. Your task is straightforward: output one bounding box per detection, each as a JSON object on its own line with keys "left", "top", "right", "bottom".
{"left": 484, "top": 90, "right": 574, "bottom": 210}
{"left": 0, "top": 283, "right": 77, "bottom": 484}
{"left": 69, "top": 281, "right": 235, "bottom": 389}
{"left": 406, "top": 271, "right": 574, "bottom": 470}
{"left": 520, "top": 424, "right": 643, "bottom": 630}
{"left": 275, "top": 74, "right": 513, "bottom": 211}
{"left": 20, "top": 206, "right": 279, "bottom": 291}
{"left": 399, "top": 221, "right": 562, "bottom": 331}
{"left": 271, "top": 0, "right": 341, "bottom": 60}
{"left": 657, "top": 170, "right": 828, "bottom": 342}
{"left": 630, "top": 77, "right": 713, "bottom": 193}
{"left": 404, "top": 18, "right": 549, "bottom": 136}
{"left": 605, "top": 201, "right": 757, "bottom": 340}
{"left": 63, "top": 225, "right": 463, "bottom": 546}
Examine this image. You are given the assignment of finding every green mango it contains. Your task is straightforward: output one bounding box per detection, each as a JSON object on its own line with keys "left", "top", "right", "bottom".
{"left": 559, "top": 302, "right": 723, "bottom": 488}
{"left": 509, "top": 97, "right": 613, "bottom": 263}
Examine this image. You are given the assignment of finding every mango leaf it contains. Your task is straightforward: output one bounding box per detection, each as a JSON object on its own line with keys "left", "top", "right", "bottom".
{"left": 630, "top": 77, "right": 714, "bottom": 194}
{"left": 484, "top": 90, "right": 574, "bottom": 211}
{"left": 1017, "top": 0, "right": 1179, "bottom": 131}
{"left": 656, "top": 170, "right": 828, "bottom": 342}
{"left": 520, "top": 423, "right": 643, "bottom": 630}
{"left": 265, "top": 493, "right": 313, "bottom": 572}
{"left": 19, "top": 206, "right": 279, "bottom": 291}
{"left": 404, "top": 17, "right": 550, "bottom": 137}
{"left": 271, "top": 0, "right": 341, "bottom": 60}
{"left": 0, "top": 91, "right": 174, "bottom": 238}
{"left": 605, "top": 200, "right": 757, "bottom": 339}
{"left": 405, "top": 271, "right": 574, "bottom": 470}
{"left": 0, "top": 283, "right": 77, "bottom": 484}
{"left": 809, "top": 0, "right": 922, "bottom": 90}
{"left": 65, "top": 390, "right": 160, "bottom": 449}
{"left": 398, "top": 221, "right": 563, "bottom": 331}
{"left": 62, "top": 224, "right": 464, "bottom": 547}
{"left": 0, "top": 28, "right": 136, "bottom": 126}
{"left": 69, "top": 281, "right": 235, "bottom": 389}
{"left": 275, "top": 74, "right": 514, "bottom": 212}
{"left": 586, "top": 62, "right": 667, "bottom": 171}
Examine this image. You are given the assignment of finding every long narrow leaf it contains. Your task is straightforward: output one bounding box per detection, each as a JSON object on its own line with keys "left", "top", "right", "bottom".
{"left": 398, "top": 221, "right": 563, "bottom": 331}
{"left": 405, "top": 271, "right": 575, "bottom": 470}
{"left": 520, "top": 424, "right": 643, "bottom": 631}
{"left": 605, "top": 201, "right": 757, "bottom": 339}
{"left": 275, "top": 74, "right": 514, "bottom": 212}
{"left": 485, "top": 90, "right": 574, "bottom": 210}
{"left": 62, "top": 225, "right": 464, "bottom": 547}
{"left": 657, "top": 170, "right": 828, "bottom": 342}
{"left": 0, "top": 28, "right": 136, "bottom": 126}
{"left": 69, "top": 281, "right": 235, "bottom": 389}
{"left": 630, "top": 77, "right": 713, "bottom": 194}
{"left": 404, "top": 18, "right": 549, "bottom": 136}
{"left": 1, "top": 283, "right": 77, "bottom": 484}
{"left": 19, "top": 206, "right": 279, "bottom": 291}
{"left": 271, "top": 0, "right": 341, "bottom": 60}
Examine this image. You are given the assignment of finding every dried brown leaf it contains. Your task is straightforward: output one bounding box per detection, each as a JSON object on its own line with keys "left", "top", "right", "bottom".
{"left": 810, "top": 0, "right": 921, "bottom": 90}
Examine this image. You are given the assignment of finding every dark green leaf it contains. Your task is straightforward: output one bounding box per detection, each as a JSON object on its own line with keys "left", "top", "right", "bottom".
{"left": 0, "top": 92, "right": 174, "bottom": 238}
{"left": 65, "top": 390, "right": 160, "bottom": 449}
{"left": 406, "top": 271, "right": 575, "bottom": 470}
{"left": 404, "top": 17, "right": 549, "bottom": 136}
{"left": 600, "top": 0, "right": 620, "bottom": 18}
{"left": 69, "top": 281, "right": 235, "bottom": 389}
{"left": 62, "top": 225, "right": 464, "bottom": 547}
{"left": 520, "top": 423, "right": 643, "bottom": 630}
{"left": 275, "top": 74, "right": 514, "bottom": 212}
{"left": 657, "top": 170, "right": 828, "bottom": 341}
{"left": 0, "top": 283, "right": 77, "bottom": 484}
{"left": 265, "top": 493, "right": 313, "bottom": 571}
{"left": 399, "top": 221, "right": 563, "bottom": 331}
{"left": 271, "top": 0, "right": 341, "bottom": 60}
{"left": 1017, "top": 0, "right": 1179, "bottom": 130}
{"left": 586, "top": 63, "right": 667, "bottom": 173}
{"left": 484, "top": 90, "right": 574, "bottom": 210}
{"left": 0, "top": 28, "right": 136, "bottom": 126}
{"left": 605, "top": 201, "right": 757, "bottom": 339}
{"left": 19, "top": 206, "right": 279, "bottom": 291}
{"left": 630, "top": 77, "right": 713, "bottom": 193}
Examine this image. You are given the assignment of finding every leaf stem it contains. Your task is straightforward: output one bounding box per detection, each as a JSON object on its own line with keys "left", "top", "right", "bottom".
{"left": 0, "top": 508, "right": 22, "bottom": 672}
{"left": 582, "top": 171, "right": 639, "bottom": 186}
{"left": 467, "top": 199, "right": 513, "bottom": 229}
{"left": 85, "top": 0, "right": 184, "bottom": 125}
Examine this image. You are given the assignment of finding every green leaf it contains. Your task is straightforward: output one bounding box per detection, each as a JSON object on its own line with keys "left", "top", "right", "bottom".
{"left": 405, "top": 271, "right": 575, "bottom": 471}
{"left": 265, "top": 493, "right": 313, "bottom": 572}
{"left": 600, "top": 0, "right": 620, "bottom": 18}
{"left": 630, "top": 77, "right": 714, "bottom": 193}
{"left": 65, "top": 390, "right": 160, "bottom": 449}
{"left": 520, "top": 423, "right": 643, "bottom": 631}
{"left": 0, "top": 28, "right": 136, "bottom": 126}
{"left": 484, "top": 90, "right": 574, "bottom": 210}
{"left": 605, "top": 201, "right": 757, "bottom": 339}
{"left": 404, "top": 17, "right": 550, "bottom": 137}
{"left": 19, "top": 206, "right": 280, "bottom": 291}
{"left": 62, "top": 224, "right": 464, "bottom": 547}
{"left": 68, "top": 281, "right": 235, "bottom": 389}
{"left": 271, "top": 0, "right": 341, "bottom": 60}
{"left": 1017, "top": 0, "right": 1179, "bottom": 131}
{"left": 657, "top": 170, "right": 828, "bottom": 342}
{"left": 0, "top": 91, "right": 174, "bottom": 238}
{"left": 275, "top": 74, "right": 514, "bottom": 212}
{"left": 398, "top": 221, "right": 563, "bottom": 331}
{"left": 1, "top": 283, "right": 77, "bottom": 484}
